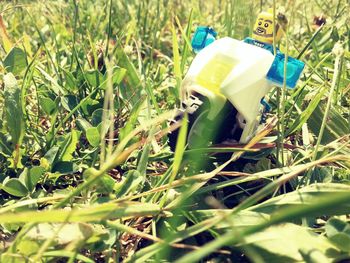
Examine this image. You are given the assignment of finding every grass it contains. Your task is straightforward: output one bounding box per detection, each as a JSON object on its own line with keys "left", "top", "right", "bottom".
{"left": 0, "top": 0, "right": 350, "bottom": 262}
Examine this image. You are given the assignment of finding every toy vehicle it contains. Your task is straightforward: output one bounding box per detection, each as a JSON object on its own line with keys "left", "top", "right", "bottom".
{"left": 169, "top": 10, "right": 305, "bottom": 151}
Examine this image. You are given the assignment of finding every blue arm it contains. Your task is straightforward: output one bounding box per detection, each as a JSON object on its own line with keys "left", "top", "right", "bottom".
{"left": 191, "top": 26, "right": 217, "bottom": 53}
{"left": 266, "top": 53, "right": 305, "bottom": 89}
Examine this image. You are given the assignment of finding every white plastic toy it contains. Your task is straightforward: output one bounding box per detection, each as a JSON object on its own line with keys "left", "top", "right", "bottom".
{"left": 169, "top": 9, "right": 305, "bottom": 150}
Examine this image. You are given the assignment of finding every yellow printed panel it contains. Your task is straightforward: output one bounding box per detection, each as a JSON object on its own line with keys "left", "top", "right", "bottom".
{"left": 196, "top": 54, "right": 236, "bottom": 94}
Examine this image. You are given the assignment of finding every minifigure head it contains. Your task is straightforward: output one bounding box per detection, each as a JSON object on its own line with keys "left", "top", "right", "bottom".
{"left": 252, "top": 9, "right": 286, "bottom": 44}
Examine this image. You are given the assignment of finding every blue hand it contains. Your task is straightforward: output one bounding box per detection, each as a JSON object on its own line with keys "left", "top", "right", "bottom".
{"left": 191, "top": 26, "right": 217, "bottom": 53}
{"left": 266, "top": 53, "right": 305, "bottom": 89}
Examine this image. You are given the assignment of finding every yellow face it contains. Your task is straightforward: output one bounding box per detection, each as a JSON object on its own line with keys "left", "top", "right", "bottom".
{"left": 252, "top": 11, "right": 282, "bottom": 44}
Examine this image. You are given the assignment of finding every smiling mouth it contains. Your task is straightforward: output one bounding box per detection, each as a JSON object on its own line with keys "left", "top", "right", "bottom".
{"left": 253, "top": 27, "right": 273, "bottom": 38}
{"left": 256, "top": 27, "right": 266, "bottom": 34}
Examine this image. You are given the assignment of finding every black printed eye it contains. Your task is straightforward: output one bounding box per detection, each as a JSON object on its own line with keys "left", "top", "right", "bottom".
{"left": 258, "top": 22, "right": 262, "bottom": 26}
{"left": 264, "top": 23, "right": 269, "bottom": 27}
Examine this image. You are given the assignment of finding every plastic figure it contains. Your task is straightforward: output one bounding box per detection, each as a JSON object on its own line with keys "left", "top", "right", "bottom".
{"left": 169, "top": 9, "right": 305, "bottom": 150}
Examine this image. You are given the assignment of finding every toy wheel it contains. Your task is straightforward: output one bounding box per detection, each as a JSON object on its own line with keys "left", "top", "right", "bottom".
{"left": 168, "top": 98, "right": 239, "bottom": 151}
{"left": 168, "top": 97, "right": 211, "bottom": 152}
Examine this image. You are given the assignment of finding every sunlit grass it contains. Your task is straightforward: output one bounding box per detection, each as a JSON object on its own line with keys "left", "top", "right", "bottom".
{"left": 0, "top": 0, "right": 349, "bottom": 262}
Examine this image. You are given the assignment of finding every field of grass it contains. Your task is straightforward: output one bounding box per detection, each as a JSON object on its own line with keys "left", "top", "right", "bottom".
{"left": 0, "top": 0, "right": 349, "bottom": 262}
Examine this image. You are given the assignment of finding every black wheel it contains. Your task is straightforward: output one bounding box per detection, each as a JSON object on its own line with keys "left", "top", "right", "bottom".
{"left": 168, "top": 95, "right": 241, "bottom": 152}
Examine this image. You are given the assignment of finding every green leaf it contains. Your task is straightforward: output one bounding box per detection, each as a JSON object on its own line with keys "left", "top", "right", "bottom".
{"left": 16, "top": 239, "right": 40, "bottom": 258}
{"left": 240, "top": 223, "right": 340, "bottom": 262}
{"left": 249, "top": 183, "right": 350, "bottom": 216}
{"left": 57, "top": 130, "right": 81, "bottom": 161}
{"left": 308, "top": 104, "right": 350, "bottom": 144}
{"left": 115, "top": 45, "right": 142, "bottom": 105}
{"left": 118, "top": 98, "right": 143, "bottom": 141}
{"left": 86, "top": 127, "right": 100, "bottom": 147}
{"left": 76, "top": 117, "right": 93, "bottom": 133}
{"left": 136, "top": 141, "right": 151, "bottom": 177}
{"left": 0, "top": 132, "right": 12, "bottom": 156}
{"left": 172, "top": 113, "right": 188, "bottom": 177}
{"left": 287, "top": 88, "right": 326, "bottom": 135}
{"left": 3, "top": 47, "right": 28, "bottom": 75}
{"left": 36, "top": 66, "right": 66, "bottom": 95}
{"left": 39, "top": 96, "right": 57, "bottom": 116}
{"left": 115, "top": 170, "right": 143, "bottom": 198}
{"left": 91, "top": 108, "right": 108, "bottom": 126}
{"left": 174, "top": 189, "right": 350, "bottom": 263}
{"left": 81, "top": 98, "right": 101, "bottom": 116}
{"left": 26, "top": 166, "right": 46, "bottom": 192}
{"left": 172, "top": 23, "right": 181, "bottom": 81}
{"left": 43, "top": 146, "right": 60, "bottom": 165}
{"left": 111, "top": 66, "right": 127, "bottom": 85}
{"left": 61, "top": 95, "right": 78, "bottom": 112}
{"left": 4, "top": 73, "right": 25, "bottom": 147}
{"left": 0, "top": 202, "right": 162, "bottom": 223}
{"left": 188, "top": 210, "right": 270, "bottom": 231}
{"left": 52, "top": 161, "right": 78, "bottom": 175}
{"left": 326, "top": 218, "right": 350, "bottom": 251}
{"left": 62, "top": 68, "right": 78, "bottom": 91}
{"left": 2, "top": 178, "right": 28, "bottom": 197}
{"left": 86, "top": 69, "right": 104, "bottom": 88}
{"left": 95, "top": 175, "right": 115, "bottom": 194}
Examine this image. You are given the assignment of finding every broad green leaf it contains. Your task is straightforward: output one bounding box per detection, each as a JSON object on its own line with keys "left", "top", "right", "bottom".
{"left": 3, "top": 47, "right": 27, "bottom": 75}
{"left": 86, "top": 69, "right": 104, "bottom": 88}
{"left": 325, "top": 218, "right": 350, "bottom": 251}
{"left": 91, "top": 108, "right": 108, "bottom": 126}
{"left": 26, "top": 166, "right": 46, "bottom": 192}
{"left": 95, "top": 175, "right": 115, "bottom": 194}
{"left": 15, "top": 239, "right": 40, "bottom": 258}
{"left": 174, "top": 190, "right": 350, "bottom": 263}
{"left": 4, "top": 73, "right": 25, "bottom": 148}
{"left": 43, "top": 146, "right": 60, "bottom": 165}
{"left": 2, "top": 178, "right": 28, "bottom": 197}
{"left": 61, "top": 95, "right": 78, "bottom": 112}
{"left": 57, "top": 130, "right": 81, "bottom": 161}
{"left": 76, "top": 117, "right": 93, "bottom": 133}
{"left": 97, "top": 120, "right": 112, "bottom": 142}
{"left": 86, "top": 127, "right": 100, "bottom": 147}
{"left": 308, "top": 104, "right": 350, "bottom": 144}
{"left": 52, "top": 161, "right": 78, "bottom": 175}
{"left": 81, "top": 97, "right": 101, "bottom": 115}
{"left": 39, "top": 96, "right": 57, "bottom": 116}
{"left": 111, "top": 66, "right": 127, "bottom": 85}
{"left": 240, "top": 223, "right": 340, "bottom": 262}
{"left": 249, "top": 183, "right": 350, "bottom": 216}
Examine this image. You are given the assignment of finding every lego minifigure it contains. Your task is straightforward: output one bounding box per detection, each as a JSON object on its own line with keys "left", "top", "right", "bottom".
{"left": 169, "top": 9, "right": 305, "bottom": 151}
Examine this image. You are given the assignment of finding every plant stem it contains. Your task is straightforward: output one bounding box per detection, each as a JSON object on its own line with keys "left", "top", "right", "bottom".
{"left": 312, "top": 44, "right": 344, "bottom": 162}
